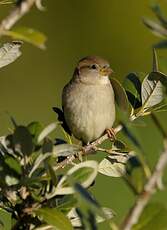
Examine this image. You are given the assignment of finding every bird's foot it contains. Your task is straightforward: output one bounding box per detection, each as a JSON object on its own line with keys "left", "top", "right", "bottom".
{"left": 106, "top": 128, "right": 116, "bottom": 140}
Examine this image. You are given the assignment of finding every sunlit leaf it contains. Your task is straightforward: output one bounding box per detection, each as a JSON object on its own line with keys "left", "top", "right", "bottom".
{"left": 53, "top": 144, "right": 81, "bottom": 157}
{"left": 68, "top": 207, "right": 113, "bottom": 227}
{"left": 29, "top": 152, "right": 51, "bottom": 177}
{"left": 38, "top": 122, "right": 59, "bottom": 143}
{"left": 27, "top": 121, "right": 42, "bottom": 144}
{"left": 5, "top": 157, "right": 22, "bottom": 174}
{"left": 98, "top": 154, "right": 129, "bottom": 177}
{"left": 46, "top": 161, "right": 98, "bottom": 198}
{"left": 0, "top": 209, "right": 11, "bottom": 230}
{"left": 5, "top": 27, "right": 47, "bottom": 49}
{"left": 0, "top": 41, "right": 22, "bottom": 69}
{"left": 133, "top": 203, "right": 167, "bottom": 230}
{"left": 35, "top": 208, "right": 73, "bottom": 230}
{"left": 141, "top": 72, "right": 163, "bottom": 112}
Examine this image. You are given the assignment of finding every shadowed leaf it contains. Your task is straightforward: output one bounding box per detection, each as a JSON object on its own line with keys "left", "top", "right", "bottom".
{"left": 110, "top": 77, "right": 130, "bottom": 113}
{"left": 35, "top": 208, "right": 73, "bottom": 230}
{"left": 123, "top": 73, "right": 143, "bottom": 109}
{"left": 13, "top": 126, "right": 33, "bottom": 155}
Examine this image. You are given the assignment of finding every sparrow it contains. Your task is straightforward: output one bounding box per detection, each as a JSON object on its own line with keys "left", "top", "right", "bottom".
{"left": 54, "top": 56, "right": 115, "bottom": 144}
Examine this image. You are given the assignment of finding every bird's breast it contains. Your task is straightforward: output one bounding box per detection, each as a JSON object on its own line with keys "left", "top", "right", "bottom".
{"left": 62, "top": 82, "right": 115, "bottom": 143}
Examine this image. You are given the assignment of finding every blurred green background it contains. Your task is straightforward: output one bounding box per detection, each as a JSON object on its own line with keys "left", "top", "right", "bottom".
{"left": 1, "top": 0, "right": 167, "bottom": 228}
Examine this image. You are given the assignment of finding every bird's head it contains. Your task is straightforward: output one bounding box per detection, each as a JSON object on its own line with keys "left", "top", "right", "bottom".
{"left": 73, "top": 56, "right": 113, "bottom": 84}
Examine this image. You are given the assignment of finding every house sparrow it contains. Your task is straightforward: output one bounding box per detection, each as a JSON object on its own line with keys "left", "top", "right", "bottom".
{"left": 56, "top": 56, "right": 115, "bottom": 144}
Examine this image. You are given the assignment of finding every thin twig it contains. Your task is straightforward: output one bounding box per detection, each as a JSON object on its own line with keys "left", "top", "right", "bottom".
{"left": 0, "top": 0, "right": 36, "bottom": 35}
{"left": 121, "top": 140, "right": 167, "bottom": 230}
{"left": 54, "top": 124, "right": 123, "bottom": 171}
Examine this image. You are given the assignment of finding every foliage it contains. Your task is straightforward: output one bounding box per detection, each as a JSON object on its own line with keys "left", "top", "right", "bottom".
{"left": 1, "top": 1, "right": 167, "bottom": 230}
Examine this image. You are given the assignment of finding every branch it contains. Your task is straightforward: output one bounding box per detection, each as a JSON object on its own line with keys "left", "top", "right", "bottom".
{"left": 54, "top": 125, "right": 123, "bottom": 171}
{"left": 121, "top": 140, "right": 167, "bottom": 230}
{"left": 0, "top": 0, "right": 36, "bottom": 35}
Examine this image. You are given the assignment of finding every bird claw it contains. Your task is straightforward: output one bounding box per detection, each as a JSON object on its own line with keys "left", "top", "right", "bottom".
{"left": 106, "top": 128, "right": 116, "bottom": 140}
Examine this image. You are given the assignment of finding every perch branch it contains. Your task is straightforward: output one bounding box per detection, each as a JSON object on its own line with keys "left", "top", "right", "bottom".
{"left": 121, "top": 140, "right": 167, "bottom": 230}
{"left": 54, "top": 124, "right": 123, "bottom": 171}
{"left": 0, "top": 0, "right": 36, "bottom": 35}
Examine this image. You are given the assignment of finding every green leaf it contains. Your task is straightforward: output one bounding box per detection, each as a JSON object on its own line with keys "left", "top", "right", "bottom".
{"left": 27, "top": 121, "right": 42, "bottom": 144}
{"left": 125, "top": 156, "right": 146, "bottom": 194}
{"left": 154, "top": 40, "right": 167, "bottom": 49}
{"left": 46, "top": 161, "right": 98, "bottom": 198}
{"left": 151, "top": 3, "right": 167, "bottom": 29}
{"left": 98, "top": 154, "right": 129, "bottom": 177}
{"left": 35, "top": 208, "right": 73, "bottom": 230}
{"left": 68, "top": 207, "right": 113, "bottom": 228}
{"left": 123, "top": 73, "right": 143, "bottom": 109}
{"left": 5, "top": 27, "right": 47, "bottom": 49}
{"left": 133, "top": 203, "right": 167, "bottom": 230}
{"left": 110, "top": 77, "right": 131, "bottom": 113}
{"left": 0, "top": 41, "right": 22, "bottom": 69}
{"left": 56, "top": 195, "right": 77, "bottom": 214}
{"left": 5, "top": 157, "right": 22, "bottom": 174}
{"left": 143, "top": 18, "right": 167, "bottom": 38}
{"left": 141, "top": 72, "right": 163, "bottom": 112}
{"left": 53, "top": 144, "right": 81, "bottom": 157}
{"left": 0, "top": 0, "right": 14, "bottom": 4}
{"left": 13, "top": 126, "right": 33, "bottom": 155}
{"left": 0, "top": 209, "right": 11, "bottom": 230}
{"left": 152, "top": 48, "right": 158, "bottom": 72}
{"left": 38, "top": 122, "right": 59, "bottom": 143}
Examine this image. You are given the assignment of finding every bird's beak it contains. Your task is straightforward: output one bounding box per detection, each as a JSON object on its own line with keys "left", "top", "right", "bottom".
{"left": 100, "top": 67, "right": 113, "bottom": 76}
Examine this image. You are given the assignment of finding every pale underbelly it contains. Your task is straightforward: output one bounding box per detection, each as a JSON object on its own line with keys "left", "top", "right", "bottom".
{"left": 63, "top": 83, "right": 115, "bottom": 143}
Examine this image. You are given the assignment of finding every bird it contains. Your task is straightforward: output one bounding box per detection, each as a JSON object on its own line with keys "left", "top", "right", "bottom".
{"left": 54, "top": 56, "right": 115, "bottom": 144}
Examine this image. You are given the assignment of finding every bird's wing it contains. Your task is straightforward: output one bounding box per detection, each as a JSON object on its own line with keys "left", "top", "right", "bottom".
{"left": 52, "top": 107, "right": 72, "bottom": 135}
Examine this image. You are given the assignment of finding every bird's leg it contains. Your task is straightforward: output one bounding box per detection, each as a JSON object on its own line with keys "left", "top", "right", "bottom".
{"left": 105, "top": 128, "right": 116, "bottom": 140}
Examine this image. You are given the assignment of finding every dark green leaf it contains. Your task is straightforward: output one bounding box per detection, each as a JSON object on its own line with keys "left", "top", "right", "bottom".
{"left": 13, "top": 126, "right": 33, "bottom": 155}
{"left": 133, "top": 203, "right": 167, "bottom": 230}
{"left": 5, "top": 27, "right": 47, "bottom": 49}
{"left": 125, "top": 156, "right": 146, "bottom": 194}
{"left": 110, "top": 77, "right": 130, "bottom": 113}
{"left": 35, "top": 208, "right": 73, "bottom": 230}
{"left": 154, "top": 40, "right": 167, "bottom": 49}
{"left": 123, "top": 73, "right": 142, "bottom": 109}
{"left": 56, "top": 195, "right": 77, "bottom": 214}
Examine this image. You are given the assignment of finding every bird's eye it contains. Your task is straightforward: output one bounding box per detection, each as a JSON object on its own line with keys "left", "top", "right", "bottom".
{"left": 90, "top": 64, "right": 97, "bottom": 69}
